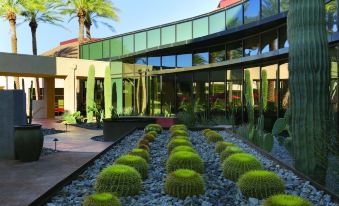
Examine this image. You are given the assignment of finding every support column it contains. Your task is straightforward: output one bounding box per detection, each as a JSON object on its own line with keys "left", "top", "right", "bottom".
{"left": 44, "top": 77, "right": 55, "bottom": 118}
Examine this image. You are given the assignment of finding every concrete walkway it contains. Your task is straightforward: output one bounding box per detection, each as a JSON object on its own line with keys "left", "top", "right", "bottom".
{"left": 0, "top": 119, "right": 112, "bottom": 206}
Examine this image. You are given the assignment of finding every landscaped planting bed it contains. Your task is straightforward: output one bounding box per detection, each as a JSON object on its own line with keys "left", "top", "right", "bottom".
{"left": 46, "top": 126, "right": 338, "bottom": 206}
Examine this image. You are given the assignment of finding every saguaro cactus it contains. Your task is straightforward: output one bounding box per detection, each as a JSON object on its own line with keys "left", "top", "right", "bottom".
{"left": 104, "top": 66, "right": 112, "bottom": 118}
{"left": 261, "top": 69, "right": 268, "bottom": 112}
{"left": 288, "top": 0, "right": 330, "bottom": 182}
{"left": 86, "top": 65, "right": 95, "bottom": 122}
{"left": 244, "top": 70, "right": 254, "bottom": 126}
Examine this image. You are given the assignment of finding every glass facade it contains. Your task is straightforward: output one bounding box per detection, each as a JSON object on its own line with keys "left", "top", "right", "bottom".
{"left": 244, "top": 0, "right": 260, "bottom": 24}
{"left": 262, "top": 0, "right": 279, "bottom": 18}
{"left": 226, "top": 5, "right": 243, "bottom": 28}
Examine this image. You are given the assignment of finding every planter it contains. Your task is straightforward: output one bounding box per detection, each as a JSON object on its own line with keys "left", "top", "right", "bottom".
{"left": 103, "top": 117, "right": 156, "bottom": 142}
{"left": 14, "top": 124, "right": 43, "bottom": 162}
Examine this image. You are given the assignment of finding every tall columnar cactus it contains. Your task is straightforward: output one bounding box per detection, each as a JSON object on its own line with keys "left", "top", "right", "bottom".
{"left": 288, "top": 0, "right": 330, "bottom": 182}
{"left": 104, "top": 66, "right": 112, "bottom": 119}
{"left": 261, "top": 69, "right": 268, "bottom": 112}
{"left": 244, "top": 70, "right": 254, "bottom": 127}
{"left": 86, "top": 65, "right": 95, "bottom": 122}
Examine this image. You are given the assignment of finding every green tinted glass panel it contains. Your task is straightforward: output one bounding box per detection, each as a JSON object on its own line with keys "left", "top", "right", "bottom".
{"left": 135, "top": 32, "right": 146, "bottom": 52}
{"left": 123, "top": 35, "right": 134, "bottom": 55}
{"left": 147, "top": 29, "right": 161, "bottom": 48}
{"left": 209, "top": 11, "right": 226, "bottom": 34}
{"left": 89, "top": 42, "right": 102, "bottom": 60}
{"left": 110, "top": 37, "right": 122, "bottom": 57}
{"left": 262, "top": 0, "right": 278, "bottom": 18}
{"left": 162, "top": 25, "right": 176, "bottom": 45}
{"left": 193, "top": 17, "right": 208, "bottom": 38}
{"left": 103, "top": 40, "right": 110, "bottom": 58}
{"left": 227, "top": 5, "right": 243, "bottom": 28}
{"left": 280, "top": 0, "right": 289, "bottom": 12}
{"left": 177, "top": 21, "right": 192, "bottom": 42}
{"left": 82, "top": 45, "right": 89, "bottom": 59}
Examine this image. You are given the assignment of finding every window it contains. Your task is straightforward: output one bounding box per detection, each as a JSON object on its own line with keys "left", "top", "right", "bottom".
{"left": 161, "top": 25, "right": 176, "bottom": 45}
{"left": 82, "top": 44, "right": 89, "bottom": 59}
{"left": 244, "top": 36, "right": 259, "bottom": 56}
{"left": 162, "top": 55, "right": 176, "bottom": 69}
{"left": 193, "top": 52, "right": 209, "bottom": 66}
{"left": 261, "top": 30, "right": 278, "bottom": 53}
{"left": 135, "top": 32, "right": 146, "bottom": 52}
{"left": 149, "top": 76, "right": 161, "bottom": 115}
{"left": 210, "top": 70, "right": 226, "bottom": 119}
{"left": 326, "top": 0, "right": 338, "bottom": 33}
{"left": 176, "top": 73, "right": 193, "bottom": 111}
{"left": 162, "top": 74, "right": 176, "bottom": 115}
{"left": 103, "top": 40, "right": 110, "bottom": 58}
{"left": 148, "top": 56, "right": 161, "bottom": 71}
{"left": 226, "top": 68, "right": 243, "bottom": 119}
{"left": 177, "top": 21, "right": 192, "bottom": 42}
{"left": 226, "top": 5, "right": 243, "bottom": 28}
{"left": 193, "top": 17, "right": 209, "bottom": 38}
{"left": 262, "top": 0, "right": 279, "bottom": 18}
{"left": 244, "top": 67, "right": 260, "bottom": 121}
{"left": 123, "top": 35, "right": 134, "bottom": 55}
{"left": 262, "top": 64, "right": 278, "bottom": 121}
{"left": 147, "top": 29, "right": 161, "bottom": 48}
{"left": 244, "top": 0, "right": 260, "bottom": 24}
{"left": 135, "top": 57, "right": 147, "bottom": 65}
{"left": 279, "top": 63, "right": 289, "bottom": 116}
{"left": 227, "top": 41, "right": 243, "bottom": 60}
{"left": 209, "top": 11, "right": 226, "bottom": 34}
{"left": 210, "top": 45, "right": 226, "bottom": 63}
{"left": 110, "top": 37, "right": 122, "bottom": 57}
{"left": 280, "top": 0, "right": 289, "bottom": 12}
{"left": 177, "top": 54, "right": 192, "bottom": 68}
{"left": 89, "top": 41, "right": 102, "bottom": 60}
{"left": 193, "top": 71, "right": 209, "bottom": 112}
{"left": 279, "top": 26, "right": 289, "bottom": 49}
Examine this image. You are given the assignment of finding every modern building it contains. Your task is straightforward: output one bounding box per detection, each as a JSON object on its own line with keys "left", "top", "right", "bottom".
{"left": 78, "top": 0, "right": 338, "bottom": 127}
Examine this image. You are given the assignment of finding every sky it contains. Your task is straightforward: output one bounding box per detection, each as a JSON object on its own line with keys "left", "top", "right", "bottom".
{"left": 0, "top": 0, "right": 220, "bottom": 55}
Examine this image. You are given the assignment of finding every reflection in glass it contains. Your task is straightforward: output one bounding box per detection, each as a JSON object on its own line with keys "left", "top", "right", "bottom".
{"left": 279, "top": 63, "right": 289, "bottom": 116}
{"left": 147, "top": 29, "right": 161, "bottom": 48}
{"left": 135, "top": 32, "right": 146, "bottom": 52}
{"left": 123, "top": 35, "right": 134, "bottom": 55}
{"left": 177, "top": 21, "right": 192, "bottom": 42}
{"left": 244, "top": 36, "right": 259, "bottom": 56}
{"left": 123, "top": 78, "right": 134, "bottom": 115}
{"left": 193, "top": 17, "right": 209, "bottom": 38}
{"left": 244, "top": 67, "right": 260, "bottom": 122}
{"left": 193, "top": 52, "right": 209, "bottom": 66}
{"left": 209, "top": 11, "right": 226, "bottom": 34}
{"left": 261, "top": 30, "right": 278, "bottom": 53}
{"left": 226, "top": 5, "right": 243, "bottom": 28}
{"left": 280, "top": 0, "right": 289, "bottom": 12}
{"left": 162, "top": 74, "right": 176, "bottom": 116}
{"left": 177, "top": 54, "right": 193, "bottom": 68}
{"left": 176, "top": 73, "right": 193, "bottom": 111}
{"left": 194, "top": 71, "right": 209, "bottom": 120}
{"left": 326, "top": 0, "right": 338, "bottom": 33}
{"left": 262, "top": 0, "right": 279, "bottom": 18}
{"left": 210, "top": 45, "right": 226, "bottom": 63}
{"left": 244, "top": 0, "right": 260, "bottom": 24}
{"left": 210, "top": 70, "right": 226, "bottom": 121}
{"left": 279, "top": 26, "right": 289, "bottom": 48}
{"left": 330, "top": 47, "right": 338, "bottom": 118}
{"left": 162, "top": 55, "right": 176, "bottom": 69}
{"left": 227, "top": 41, "right": 243, "bottom": 60}
{"left": 162, "top": 25, "right": 176, "bottom": 45}
{"left": 135, "top": 65, "right": 148, "bottom": 115}
{"left": 135, "top": 57, "right": 147, "bottom": 65}
{"left": 148, "top": 56, "right": 161, "bottom": 71}
{"left": 262, "top": 64, "right": 278, "bottom": 130}
{"left": 226, "top": 69, "right": 243, "bottom": 123}
{"left": 149, "top": 75, "right": 161, "bottom": 115}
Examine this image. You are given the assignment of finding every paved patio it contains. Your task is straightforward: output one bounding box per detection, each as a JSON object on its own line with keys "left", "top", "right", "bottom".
{"left": 0, "top": 119, "right": 111, "bottom": 206}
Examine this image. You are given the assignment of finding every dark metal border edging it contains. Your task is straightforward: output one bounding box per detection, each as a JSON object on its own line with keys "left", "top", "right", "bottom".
{"left": 29, "top": 127, "right": 143, "bottom": 206}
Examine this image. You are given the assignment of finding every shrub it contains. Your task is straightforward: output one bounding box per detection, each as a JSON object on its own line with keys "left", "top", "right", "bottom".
{"left": 170, "top": 124, "right": 187, "bottom": 132}
{"left": 202, "top": 129, "right": 212, "bottom": 136}
{"left": 147, "top": 131, "right": 157, "bottom": 137}
{"left": 166, "top": 151, "right": 204, "bottom": 173}
{"left": 143, "top": 133, "right": 155, "bottom": 142}
{"left": 171, "top": 129, "right": 188, "bottom": 137}
{"left": 237, "top": 170, "right": 285, "bottom": 199}
{"left": 263, "top": 194, "right": 313, "bottom": 206}
{"left": 167, "top": 139, "right": 193, "bottom": 152}
{"left": 164, "top": 169, "right": 205, "bottom": 199}
{"left": 138, "top": 144, "right": 150, "bottom": 152}
{"left": 83, "top": 193, "right": 121, "bottom": 206}
{"left": 220, "top": 146, "right": 243, "bottom": 162}
{"left": 95, "top": 164, "right": 142, "bottom": 196}
{"left": 145, "top": 124, "right": 162, "bottom": 134}
{"left": 215, "top": 141, "right": 234, "bottom": 154}
{"left": 171, "top": 146, "right": 197, "bottom": 155}
{"left": 205, "top": 131, "right": 223, "bottom": 143}
{"left": 222, "top": 153, "right": 262, "bottom": 181}
{"left": 115, "top": 155, "right": 148, "bottom": 179}
{"left": 171, "top": 135, "right": 190, "bottom": 141}
{"left": 130, "top": 148, "right": 150, "bottom": 162}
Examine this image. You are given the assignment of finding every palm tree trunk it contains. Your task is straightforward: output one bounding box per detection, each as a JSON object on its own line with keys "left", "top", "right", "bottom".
{"left": 78, "top": 10, "right": 86, "bottom": 43}
{"left": 85, "top": 16, "right": 91, "bottom": 41}
{"left": 30, "top": 20, "right": 41, "bottom": 100}
{"left": 8, "top": 13, "right": 20, "bottom": 89}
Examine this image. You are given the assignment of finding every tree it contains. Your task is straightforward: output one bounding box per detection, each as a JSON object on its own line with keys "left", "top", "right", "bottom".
{"left": 0, "top": 0, "right": 23, "bottom": 88}
{"left": 84, "top": 0, "right": 119, "bottom": 40}
{"left": 288, "top": 0, "right": 330, "bottom": 183}
{"left": 21, "top": 0, "right": 62, "bottom": 99}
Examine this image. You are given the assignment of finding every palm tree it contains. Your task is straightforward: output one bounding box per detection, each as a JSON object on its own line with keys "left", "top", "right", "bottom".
{"left": 84, "top": 0, "right": 119, "bottom": 40}
{"left": 0, "top": 0, "right": 23, "bottom": 88}
{"left": 21, "top": 0, "right": 63, "bottom": 99}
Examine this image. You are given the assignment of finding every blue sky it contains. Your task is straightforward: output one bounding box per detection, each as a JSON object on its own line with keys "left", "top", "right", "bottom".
{"left": 0, "top": 0, "right": 220, "bottom": 55}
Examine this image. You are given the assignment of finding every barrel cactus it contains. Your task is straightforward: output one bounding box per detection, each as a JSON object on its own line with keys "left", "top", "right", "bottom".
{"left": 170, "top": 124, "right": 187, "bottom": 132}
{"left": 143, "top": 133, "right": 155, "bottom": 142}
{"left": 171, "top": 145, "right": 197, "bottom": 155}
{"left": 205, "top": 131, "right": 223, "bottom": 143}
{"left": 222, "top": 153, "right": 262, "bottom": 181}
{"left": 147, "top": 131, "right": 157, "bottom": 137}
{"left": 83, "top": 193, "right": 121, "bottom": 206}
{"left": 130, "top": 148, "right": 150, "bottom": 162}
{"left": 220, "top": 146, "right": 243, "bottom": 162}
{"left": 215, "top": 141, "right": 234, "bottom": 154}
{"left": 263, "top": 194, "right": 313, "bottom": 206}
{"left": 166, "top": 151, "right": 204, "bottom": 173}
{"left": 95, "top": 164, "right": 142, "bottom": 196}
{"left": 138, "top": 144, "right": 150, "bottom": 152}
{"left": 115, "top": 155, "right": 148, "bottom": 179}
{"left": 145, "top": 124, "right": 162, "bottom": 134}
{"left": 202, "top": 129, "right": 212, "bottom": 136}
{"left": 171, "top": 135, "right": 190, "bottom": 141}
{"left": 138, "top": 139, "right": 149, "bottom": 147}
{"left": 171, "top": 129, "right": 188, "bottom": 137}
{"left": 167, "top": 139, "right": 193, "bottom": 152}
{"left": 164, "top": 169, "right": 205, "bottom": 199}
{"left": 237, "top": 170, "right": 285, "bottom": 199}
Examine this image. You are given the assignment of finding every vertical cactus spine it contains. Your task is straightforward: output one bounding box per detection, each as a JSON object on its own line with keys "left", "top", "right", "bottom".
{"left": 104, "top": 66, "right": 112, "bottom": 118}
{"left": 288, "top": 0, "right": 330, "bottom": 182}
{"left": 245, "top": 70, "right": 254, "bottom": 127}
{"left": 86, "top": 65, "right": 95, "bottom": 122}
